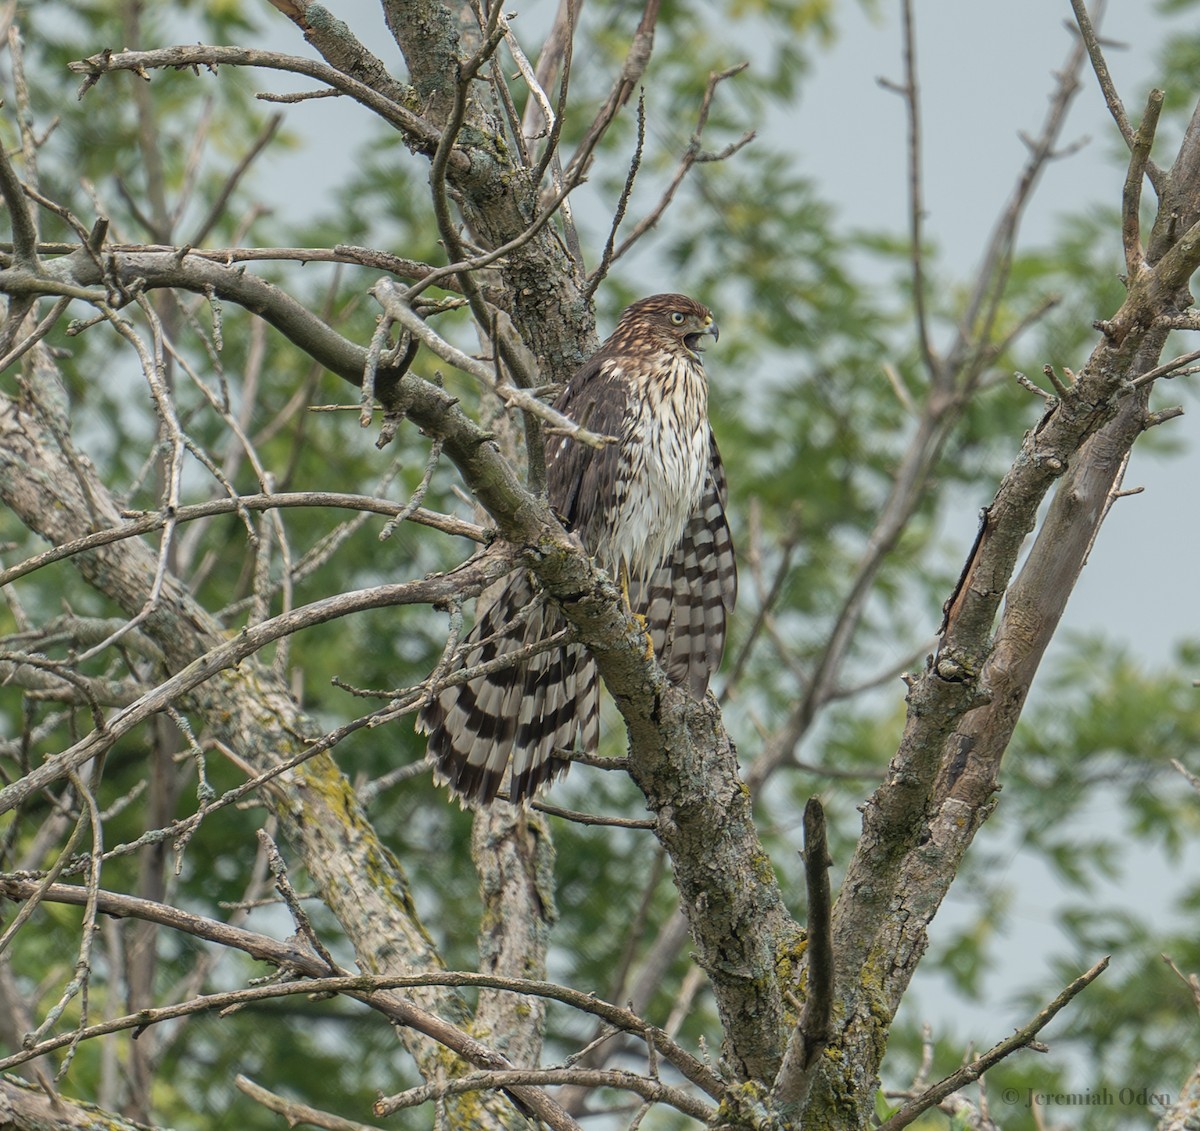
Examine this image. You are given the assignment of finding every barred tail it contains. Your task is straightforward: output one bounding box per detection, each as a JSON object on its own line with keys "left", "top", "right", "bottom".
{"left": 635, "top": 451, "right": 737, "bottom": 699}
{"left": 418, "top": 570, "right": 599, "bottom": 806}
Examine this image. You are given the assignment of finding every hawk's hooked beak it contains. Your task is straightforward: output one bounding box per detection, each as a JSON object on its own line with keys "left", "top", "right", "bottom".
{"left": 685, "top": 318, "right": 719, "bottom": 355}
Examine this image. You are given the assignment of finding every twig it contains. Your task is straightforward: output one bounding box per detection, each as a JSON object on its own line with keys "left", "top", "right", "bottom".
{"left": 258, "top": 829, "right": 341, "bottom": 974}
{"left": 499, "top": 7, "right": 580, "bottom": 256}
{"left": 156, "top": 324, "right": 299, "bottom": 641}
{"left": 189, "top": 112, "right": 282, "bottom": 246}
{"left": 380, "top": 440, "right": 444, "bottom": 542}
{"left": 360, "top": 314, "right": 393, "bottom": 428}
{"left": 170, "top": 94, "right": 216, "bottom": 234}
{"left": 875, "top": 956, "right": 1110, "bottom": 1131}
{"left": 562, "top": 0, "right": 661, "bottom": 187}
{"left": 563, "top": 1025, "right": 622, "bottom": 1068}
{"left": 67, "top": 45, "right": 447, "bottom": 158}
{"left": 721, "top": 500, "right": 800, "bottom": 696}
{"left": 531, "top": 0, "right": 577, "bottom": 189}
{"left": 584, "top": 91, "right": 646, "bottom": 302}
{"left": 8, "top": 27, "right": 42, "bottom": 199}
{"left": 0, "top": 491, "right": 484, "bottom": 589}
{"left": 893, "top": 0, "right": 937, "bottom": 379}
{"left": 415, "top": 0, "right": 549, "bottom": 419}
{"left": 664, "top": 964, "right": 707, "bottom": 1041}
{"left": 0, "top": 294, "right": 70, "bottom": 372}
{"left": 372, "top": 279, "right": 612, "bottom": 448}
{"left": 521, "top": 0, "right": 569, "bottom": 144}
{"left": 984, "top": 294, "right": 1063, "bottom": 369}
{"left": 356, "top": 761, "right": 431, "bottom": 806}
{"left": 400, "top": 158, "right": 590, "bottom": 302}
{"left": 424, "top": 3, "right": 504, "bottom": 281}
{"left": 1068, "top": 0, "right": 1165, "bottom": 194}
{"left": 529, "top": 799, "right": 654, "bottom": 829}
{"left": 374, "top": 1067, "right": 714, "bottom": 1122}
{"left": 1171, "top": 758, "right": 1200, "bottom": 792}
{"left": 74, "top": 298, "right": 184, "bottom": 664}
{"left": 913, "top": 1024, "right": 935, "bottom": 1091}
{"left": 23, "top": 769, "right": 105, "bottom": 1079}
{"left": 597, "top": 63, "right": 753, "bottom": 275}
{"left": 0, "top": 554, "right": 515, "bottom": 818}
{"left": 481, "top": 14, "right": 531, "bottom": 170}
{"left": 559, "top": 750, "right": 630, "bottom": 772}
{"left": 237, "top": 1075, "right": 385, "bottom": 1131}
{"left": 0, "top": 778, "right": 97, "bottom": 959}
{"left": 948, "top": 25, "right": 1088, "bottom": 385}
{"left": 0, "top": 98, "right": 40, "bottom": 266}
{"left": 770, "top": 799, "right": 833, "bottom": 1116}
{"left": 1015, "top": 371, "right": 1055, "bottom": 400}
{"left": 257, "top": 86, "right": 341, "bottom": 104}
{"left": 1130, "top": 344, "right": 1200, "bottom": 387}
{"left": 603, "top": 850, "right": 670, "bottom": 1021}
{"left": 826, "top": 643, "right": 936, "bottom": 703}
{"left": 1162, "top": 954, "right": 1200, "bottom": 1012}
{"left": 1121, "top": 89, "right": 1164, "bottom": 281}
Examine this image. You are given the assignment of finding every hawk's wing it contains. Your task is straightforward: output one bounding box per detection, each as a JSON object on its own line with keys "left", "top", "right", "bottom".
{"left": 546, "top": 355, "right": 630, "bottom": 550}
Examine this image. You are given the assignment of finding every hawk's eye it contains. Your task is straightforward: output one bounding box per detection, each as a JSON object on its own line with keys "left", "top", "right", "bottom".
{"left": 669, "top": 311, "right": 686, "bottom": 325}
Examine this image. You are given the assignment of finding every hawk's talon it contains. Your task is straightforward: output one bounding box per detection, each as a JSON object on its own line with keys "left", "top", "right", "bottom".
{"left": 634, "top": 611, "right": 655, "bottom": 660}
{"left": 620, "top": 563, "right": 655, "bottom": 659}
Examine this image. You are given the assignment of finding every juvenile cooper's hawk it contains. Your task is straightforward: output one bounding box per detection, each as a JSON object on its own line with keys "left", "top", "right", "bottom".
{"left": 419, "top": 294, "right": 737, "bottom": 805}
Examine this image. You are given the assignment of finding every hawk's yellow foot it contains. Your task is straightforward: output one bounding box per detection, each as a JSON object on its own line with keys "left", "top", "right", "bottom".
{"left": 619, "top": 560, "right": 656, "bottom": 660}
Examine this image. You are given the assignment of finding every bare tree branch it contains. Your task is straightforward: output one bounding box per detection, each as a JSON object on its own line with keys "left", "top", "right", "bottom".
{"left": 1122, "top": 88, "right": 1164, "bottom": 281}
{"left": 67, "top": 45, "right": 444, "bottom": 156}
{"left": 237, "top": 1075, "right": 385, "bottom": 1131}
{"left": 375, "top": 1067, "right": 714, "bottom": 1122}
{"left": 587, "top": 63, "right": 754, "bottom": 290}
{"left": 1069, "top": 0, "right": 1166, "bottom": 194}
{"left": 0, "top": 553, "right": 509, "bottom": 818}
{"left": 562, "top": 0, "right": 661, "bottom": 187}
{"left": 0, "top": 491, "right": 483, "bottom": 589}
{"left": 0, "top": 129, "right": 38, "bottom": 267}
{"left": 0, "top": 878, "right": 723, "bottom": 1100}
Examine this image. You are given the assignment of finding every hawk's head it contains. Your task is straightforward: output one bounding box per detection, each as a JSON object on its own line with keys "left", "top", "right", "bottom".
{"left": 610, "top": 293, "right": 719, "bottom": 360}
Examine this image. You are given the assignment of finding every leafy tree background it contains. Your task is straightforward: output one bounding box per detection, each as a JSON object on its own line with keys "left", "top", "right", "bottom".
{"left": 0, "top": 1, "right": 1199, "bottom": 1130}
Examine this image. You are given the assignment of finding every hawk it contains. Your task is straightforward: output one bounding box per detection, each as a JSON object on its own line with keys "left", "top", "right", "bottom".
{"left": 418, "top": 294, "right": 737, "bottom": 805}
